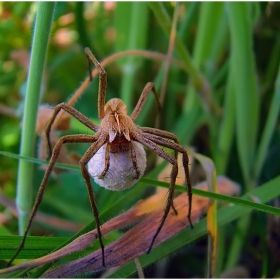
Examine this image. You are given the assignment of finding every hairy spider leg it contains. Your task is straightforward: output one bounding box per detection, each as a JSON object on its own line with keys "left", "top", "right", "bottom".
{"left": 44, "top": 103, "right": 99, "bottom": 158}
{"left": 85, "top": 47, "right": 107, "bottom": 119}
{"left": 140, "top": 127, "right": 193, "bottom": 223}
{"left": 130, "top": 82, "right": 161, "bottom": 121}
{"left": 142, "top": 132, "right": 193, "bottom": 228}
{"left": 98, "top": 142, "right": 110, "bottom": 179}
{"left": 130, "top": 141, "right": 141, "bottom": 179}
{"left": 133, "top": 133, "right": 178, "bottom": 253}
{"left": 140, "top": 127, "right": 179, "bottom": 213}
{"left": 7, "top": 134, "right": 99, "bottom": 267}
{"left": 133, "top": 131, "right": 192, "bottom": 254}
{"left": 79, "top": 135, "right": 108, "bottom": 267}
{"left": 44, "top": 97, "right": 110, "bottom": 266}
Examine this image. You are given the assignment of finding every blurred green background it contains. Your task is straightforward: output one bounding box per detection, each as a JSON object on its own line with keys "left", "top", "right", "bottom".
{"left": 0, "top": 2, "right": 280, "bottom": 278}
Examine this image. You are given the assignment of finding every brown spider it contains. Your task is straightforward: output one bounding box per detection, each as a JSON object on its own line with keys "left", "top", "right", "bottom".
{"left": 8, "top": 48, "right": 193, "bottom": 268}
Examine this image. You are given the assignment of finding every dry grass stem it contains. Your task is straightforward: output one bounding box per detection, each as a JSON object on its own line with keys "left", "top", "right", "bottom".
{"left": 0, "top": 176, "right": 239, "bottom": 277}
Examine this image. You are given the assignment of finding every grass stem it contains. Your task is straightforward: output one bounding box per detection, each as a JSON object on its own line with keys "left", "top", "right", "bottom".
{"left": 16, "top": 2, "right": 55, "bottom": 235}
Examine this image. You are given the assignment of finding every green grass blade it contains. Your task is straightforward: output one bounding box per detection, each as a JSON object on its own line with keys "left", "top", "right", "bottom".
{"left": 0, "top": 150, "right": 80, "bottom": 172}
{"left": 114, "top": 2, "right": 149, "bottom": 111}
{"left": 175, "top": 2, "right": 226, "bottom": 143}
{"left": 227, "top": 2, "right": 259, "bottom": 187}
{"left": 74, "top": 2, "right": 91, "bottom": 49}
{"left": 214, "top": 65, "right": 235, "bottom": 276}
{"left": 16, "top": 2, "right": 56, "bottom": 235}
{"left": 4, "top": 149, "right": 280, "bottom": 218}
{"left": 114, "top": 2, "right": 133, "bottom": 59}
{"left": 178, "top": 2, "right": 199, "bottom": 41}
{"left": 215, "top": 65, "right": 235, "bottom": 174}
{"left": 254, "top": 64, "right": 280, "bottom": 178}
{"left": 0, "top": 236, "right": 68, "bottom": 259}
{"left": 149, "top": 2, "right": 203, "bottom": 89}
{"left": 184, "top": 1, "right": 225, "bottom": 110}
{"left": 192, "top": 2, "right": 224, "bottom": 67}
{"left": 262, "top": 38, "right": 280, "bottom": 90}
{"left": 191, "top": 152, "right": 218, "bottom": 277}
{"left": 225, "top": 2, "right": 260, "bottom": 270}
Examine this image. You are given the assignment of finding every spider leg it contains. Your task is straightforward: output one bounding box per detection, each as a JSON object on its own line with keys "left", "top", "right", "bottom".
{"left": 45, "top": 103, "right": 99, "bottom": 158}
{"left": 142, "top": 132, "right": 193, "bottom": 228}
{"left": 140, "top": 127, "right": 178, "bottom": 142}
{"left": 85, "top": 48, "right": 107, "bottom": 119}
{"left": 7, "top": 134, "right": 98, "bottom": 267}
{"left": 99, "top": 141, "right": 140, "bottom": 181}
{"left": 99, "top": 143, "right": 110, "bottom": 179}
{"left": 140, "top": 127, "right": 180, "bottom": 213}
{"left": 130, "top": 82, "right": 161, "bottom": 122}
{"left": 133, "top": 134, "right": 179, "bottom": 254}
{"left": 79, "top": 134, "right": 108, "bottom": 267}
{"left": 130, "top": 142, "right": 141, "bottom": 179}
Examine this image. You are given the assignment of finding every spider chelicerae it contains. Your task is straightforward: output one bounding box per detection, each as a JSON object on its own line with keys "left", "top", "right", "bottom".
{"left": 8, "top": 47, "right": 193, "bottom": 267}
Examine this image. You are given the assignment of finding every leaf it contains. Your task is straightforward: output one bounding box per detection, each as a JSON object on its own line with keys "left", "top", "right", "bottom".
{"left": 227, "top": 3, "right": 259, "bottom": 186}
{"left": 0, "top": 176, "right": 239, "bottom": 277}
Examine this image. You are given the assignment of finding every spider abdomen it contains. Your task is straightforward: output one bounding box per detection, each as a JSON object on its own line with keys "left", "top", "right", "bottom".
{"left": 87, "top": 141, "right": 146, "bottom": 191}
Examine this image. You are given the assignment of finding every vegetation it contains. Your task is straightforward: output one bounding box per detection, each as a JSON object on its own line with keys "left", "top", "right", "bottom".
{"left": 0, "top": 2, "right": 279, "bottom": 278}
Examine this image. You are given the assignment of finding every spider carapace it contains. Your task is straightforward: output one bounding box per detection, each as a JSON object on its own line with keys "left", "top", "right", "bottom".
{"left": 7, "top": 47, "right": 193, "bottom": 268}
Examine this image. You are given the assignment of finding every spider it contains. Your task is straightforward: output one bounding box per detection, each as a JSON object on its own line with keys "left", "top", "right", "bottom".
{"left": 8, "top": 48, "right": 193, "bottom": 268}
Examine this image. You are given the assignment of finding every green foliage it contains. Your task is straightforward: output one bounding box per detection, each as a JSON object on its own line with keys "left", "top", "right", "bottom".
{"left": 16, "top": 2, "right": 55, "bottom": 235}
{"left": 0, "top": 2, "right": 279, "bottom": 278}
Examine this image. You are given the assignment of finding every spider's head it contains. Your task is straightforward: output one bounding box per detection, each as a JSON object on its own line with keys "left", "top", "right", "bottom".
{"left": 104, "top": 98, "right": 128, "bottom": 116}
{"left": 103, "top": 98, "right": 132, "bottom": 143}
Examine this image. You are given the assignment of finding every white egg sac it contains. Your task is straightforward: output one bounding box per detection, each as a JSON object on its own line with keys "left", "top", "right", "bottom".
{"left": 87, "top": 141, "right": 146, "bottom": 191}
